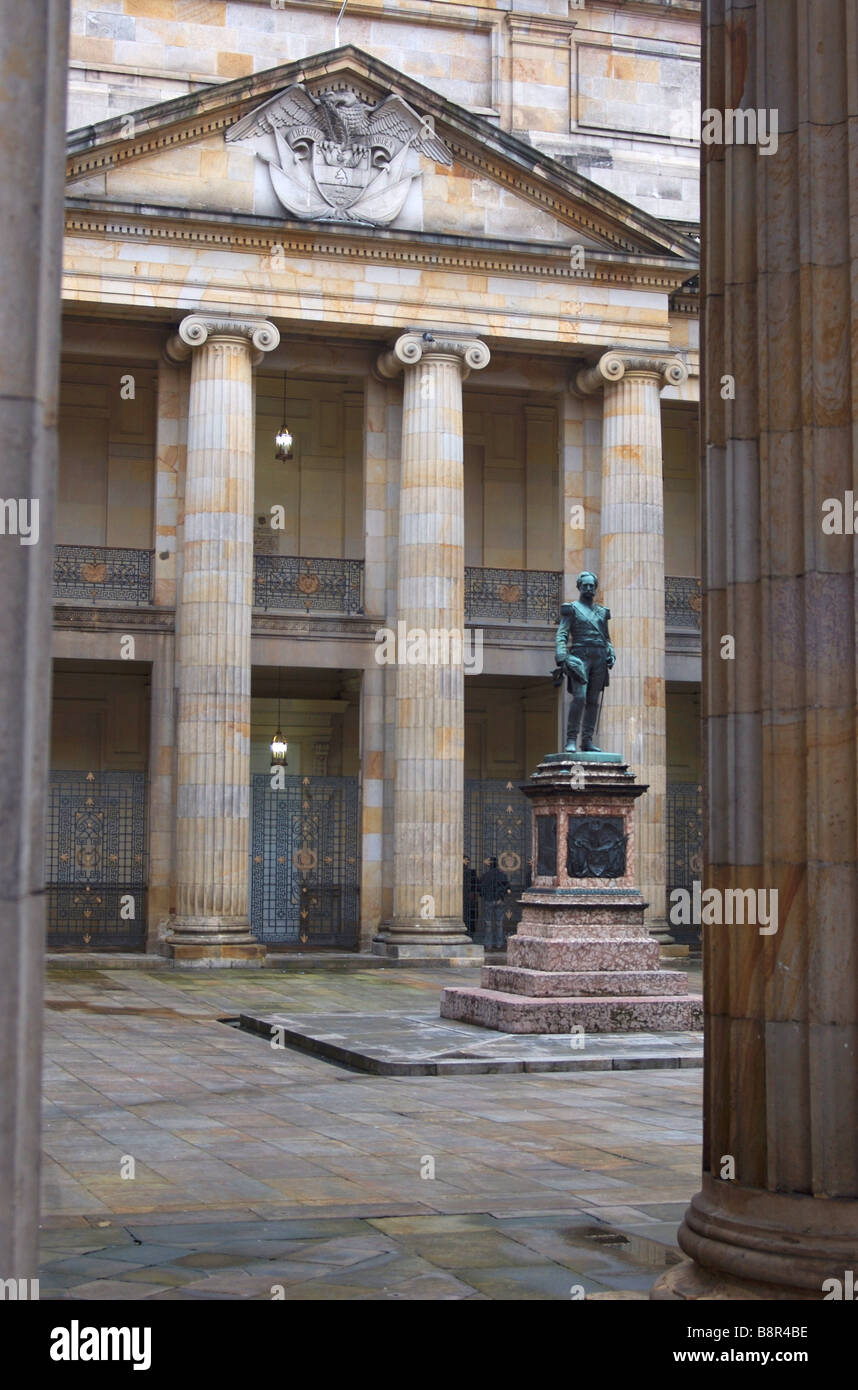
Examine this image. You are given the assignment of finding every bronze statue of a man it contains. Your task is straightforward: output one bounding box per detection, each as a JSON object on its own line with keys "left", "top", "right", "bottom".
{"left": 554, "top": 571, "right": 615, "bottom": 753}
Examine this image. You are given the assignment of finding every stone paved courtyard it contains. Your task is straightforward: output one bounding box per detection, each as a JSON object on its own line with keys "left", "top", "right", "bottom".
{"left": 39, "top": 962, "right": 703, "bottom": 1300}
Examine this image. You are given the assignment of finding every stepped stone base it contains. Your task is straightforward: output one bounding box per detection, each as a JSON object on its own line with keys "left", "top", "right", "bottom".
{"left": 440, "top": 753, "right": 702, "bottom": 1035}
{"left": 508, "top": 935, "right": 659, "bottom": 971}
{"left": 483, "top": 964, "right": 689, "bottom": 997}
{"left": 441, "top": 987, "right": 703, "bottom": 1034}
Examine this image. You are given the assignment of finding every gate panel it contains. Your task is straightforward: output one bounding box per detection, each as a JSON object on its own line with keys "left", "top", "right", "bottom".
{"left": 250, "top": 774, "right": 360, "bottom": 947}
{"left": 46, "top": 770, "right": 147, "bottom": 950}
{"left": 463, "top": 779, "right": 531, "bottom": 948}
{"left": 667, "top": 781, "right": 703, "bottom": 944}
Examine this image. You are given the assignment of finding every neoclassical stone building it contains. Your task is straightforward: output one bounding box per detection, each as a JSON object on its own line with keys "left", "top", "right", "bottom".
{"left": 50, "top": 0, "right": 703, "bottom": 962}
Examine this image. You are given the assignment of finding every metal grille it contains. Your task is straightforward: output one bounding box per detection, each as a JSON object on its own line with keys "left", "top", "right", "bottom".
{"left": 665, "top": 575, "right": 702, "bottom": 630}
{"left": 465, "top": 567, "right": 561, "bottom": 624}
{"left": 667, "top": 781, "right": 703, "bottom": 944}
{"left": 463, "top": 779, "right": 532, "bottom": 948}
{"left": 53, "top": 546, "right": 153, "bottom": 604}
{"left": 45, "top": 771, "right": 147, "bottom": 949}
{"left": 253, "top": 555, "right": 364, "bottom": 614}
{"left": 250, "top": 775, "right": 360, "bottom": 946}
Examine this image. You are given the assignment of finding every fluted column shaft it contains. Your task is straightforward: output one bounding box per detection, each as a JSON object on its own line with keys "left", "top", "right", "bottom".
{"left": 577, "top": 351, "right": 688, "bottom": 929}
{"left": 166, "top": 314, "right": 279, "bottom": 955}
{"left": 0, "top": 0, "right": 69, "bottom": 1285}
{"left": 374, "top": 333, "right": 489, "bottom": 950}
{"left": 654, "top": 0, "right": 858, "bottom": 1299}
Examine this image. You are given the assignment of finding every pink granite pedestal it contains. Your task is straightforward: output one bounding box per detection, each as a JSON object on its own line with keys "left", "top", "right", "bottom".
{"left": 441, "top": 754, "right": 703, "bottom": 1034}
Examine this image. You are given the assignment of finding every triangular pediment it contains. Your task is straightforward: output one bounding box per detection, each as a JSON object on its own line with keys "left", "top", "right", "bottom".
{"left": 66, "top": 46, "right": 698, "bottom": 265}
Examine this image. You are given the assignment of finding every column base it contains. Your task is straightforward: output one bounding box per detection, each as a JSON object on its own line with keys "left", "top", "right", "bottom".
{"left": 372, "top": 918, "right": 483, "bottom": 962}
{"left": 168, "top": 916, "right": 265, "bottom": 968}
{"left": 651, "top": 1175, "right": 858, "bottom": 1299}
{"left": 651, "top": 1259, "right": 824, "bottom": 1301}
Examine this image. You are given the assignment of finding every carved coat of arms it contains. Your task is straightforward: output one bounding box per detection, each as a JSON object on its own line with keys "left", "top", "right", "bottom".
{"left": 225, "top": 84, "right": 452, "bottom": 226}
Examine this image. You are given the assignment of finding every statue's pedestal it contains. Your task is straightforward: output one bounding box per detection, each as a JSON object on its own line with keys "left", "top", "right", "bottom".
{"left": 440, "top": 754, "right": 703, "bottom": 1033}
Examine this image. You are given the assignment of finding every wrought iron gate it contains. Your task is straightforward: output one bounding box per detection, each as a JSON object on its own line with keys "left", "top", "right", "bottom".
{"left": 250, "top": 774, "right": 360, "bottom": 947}
{"left": 45, "top": 771, "right": 147, "bottom": 950}
{"left": 463, "top": 779, "right": 532, "bottom": 948}
{"left": 667, "top": 781, "right": 703, "bottom": 944}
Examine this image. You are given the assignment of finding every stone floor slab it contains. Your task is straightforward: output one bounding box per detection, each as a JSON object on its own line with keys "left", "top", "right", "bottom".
{"left": 38, "top": 961, "right": 701, "bottom": 1300}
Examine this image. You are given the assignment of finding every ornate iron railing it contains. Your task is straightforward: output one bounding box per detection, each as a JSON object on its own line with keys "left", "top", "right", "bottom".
{"left": 465, "top": 567, "right": 561, "bottom": 624}
{"left": 666, "top": 780, "right": 703, "bottom": 945}
{"left": 53, "top": 546, "right": 153, "bottom": 604}
{"left": 665, "top": 575, "right": 702, "bottom": 630}
{"left": 253, "top": 555, "right": 364, "bottom": 614}
{"left": 45, "top": 770, "right": 147, "bottom": 950}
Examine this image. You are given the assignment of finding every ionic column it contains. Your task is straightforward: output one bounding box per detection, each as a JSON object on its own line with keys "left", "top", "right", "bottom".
{"left": 654, "top": 0, "right": 858, "bottom": 1299}
{"left": 576, "top": 350, "right": 688, "bottom": 932}
{"left": 372, "top": 332, "right": 489, "bottom": 960}
{"left": 165, "top": 313, "right": 279, "bottom": 965}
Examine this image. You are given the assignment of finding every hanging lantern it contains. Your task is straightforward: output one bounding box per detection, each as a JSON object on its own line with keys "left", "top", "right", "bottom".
{"left": 270, "top": 667, "right": 288, "bottom": 770}
{"left": 274, "top": 371, "right": 293, "bottom": 460}
{"left": 269, "top": 728, "right": 288, "bottom": 769}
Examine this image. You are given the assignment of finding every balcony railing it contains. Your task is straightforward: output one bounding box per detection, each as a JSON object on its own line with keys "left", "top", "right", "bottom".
{"left": 665, "top": 575, "right": 702, "bottom": 630}
{"left": 53, "top": 546, "right": 153, "bottom": 605}
{"left": 465, "top": 567, "right": 561, "bottom": 624}
{"left": 253, "top": 555, "right": 364, "bottom": 615}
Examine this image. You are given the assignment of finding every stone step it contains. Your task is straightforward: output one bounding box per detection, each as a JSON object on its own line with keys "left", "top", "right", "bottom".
{"left": 482, "top": 965, "right": 689, "bottom": 997}
{"left": 440, "top": 986, "right": 704, "bottom": 1034}
{"left": 508, "top": 935, "right": 660, "bottom": 972}
{"left": 516, "top": 919, "right": 646, "bottom": 938}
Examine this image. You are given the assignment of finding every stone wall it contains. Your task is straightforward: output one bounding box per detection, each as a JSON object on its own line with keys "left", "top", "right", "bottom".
{"left": 67, "top": 0, "right": 701, "bottom": 219}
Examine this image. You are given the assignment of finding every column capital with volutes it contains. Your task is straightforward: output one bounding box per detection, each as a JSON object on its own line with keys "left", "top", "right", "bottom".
{"left": 164, "top": 312, "right": 280, "bottom": 367}
{"left": 376, "top": 331, "right": 490, "bottom": 381}
{"left": 573, "top": 349, "right": 688, "bottom": 397}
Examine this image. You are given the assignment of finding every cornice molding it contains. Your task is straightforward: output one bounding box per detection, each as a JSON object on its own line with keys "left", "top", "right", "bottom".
{"left": 506, "top": 15, "right": 579, "bottom": 43}
{"left": 67, "top": 113, "right": 235, "bottom": 182}
{"left": 64, "top": 206, "right": 697, "bottom": 293}
{"left": 251, "top": 614, "right": 380, "bottom": 638}
{"left": 53, "top": 605, "right": 175, "bottom": 632}
{"left": 669, "top": 290, "right": 700, "bottom": 315}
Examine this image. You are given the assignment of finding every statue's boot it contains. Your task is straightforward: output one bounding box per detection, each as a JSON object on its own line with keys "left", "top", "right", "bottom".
{"left": 580, "top": 737, "right": 602, "bottom": 752}
{"left": 564, "top": 740, "right": 577, "bottom": 753}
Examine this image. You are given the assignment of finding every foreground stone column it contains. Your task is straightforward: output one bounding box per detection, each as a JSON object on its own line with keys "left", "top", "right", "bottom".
{"left": 165, "top": 313, "right": 279, "bottom": 965}
{"left": 576, "top": 351, "right": 688, "bottom": 935}
{"left": 654, "top": 0, "right": 858, "bottom": 1298}
{"left": 0, "top": 0, "right": 69, "bottom": 1284}
{"left": 372, "top": 332, "right": 488, "bottom": 960}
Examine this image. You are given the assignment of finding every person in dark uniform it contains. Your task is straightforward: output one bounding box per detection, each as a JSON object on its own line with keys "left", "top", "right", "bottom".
{"left": 553, "top": 570, "right": 615, "bottom": 753}
{"left": 479, "top": 856, "right": 510, "bottom": 950}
